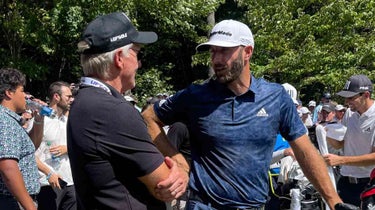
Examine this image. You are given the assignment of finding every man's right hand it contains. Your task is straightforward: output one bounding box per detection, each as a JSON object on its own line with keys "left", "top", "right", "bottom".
{"left": 47, "top": 173, "right": 62, "bottom": 189}
{"left": 154, "top": 156, "right": 189, "bottom": 201}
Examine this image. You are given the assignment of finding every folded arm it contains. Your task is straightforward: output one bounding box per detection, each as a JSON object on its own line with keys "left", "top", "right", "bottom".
{"left": 141, "top": 106, "right": 189, "bottom": 200}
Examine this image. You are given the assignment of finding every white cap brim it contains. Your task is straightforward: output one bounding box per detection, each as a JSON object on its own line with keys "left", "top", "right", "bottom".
{"left": 196, "top": 40, "right": 242, "bottom": 51}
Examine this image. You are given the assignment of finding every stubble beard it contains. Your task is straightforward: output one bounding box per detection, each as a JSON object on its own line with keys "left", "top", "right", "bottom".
{"left": 213, "top": 50, "right": 244, "bottom": 84}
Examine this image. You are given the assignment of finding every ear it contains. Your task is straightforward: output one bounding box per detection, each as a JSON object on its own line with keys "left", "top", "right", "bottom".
{"left": 113, "top": 49, "right": 126, "bottom": 68}
{"left": 4, "top": 89, "right": 14, "bottom": 99}
{"left": 53, "top": 93, "right": 60, "bottom": 101}
{"left": 243, "top": 46, "right": 253, "bottom": 60}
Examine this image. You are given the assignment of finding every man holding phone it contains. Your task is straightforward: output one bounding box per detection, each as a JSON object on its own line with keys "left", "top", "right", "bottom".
{"left": 34, "top": 81, "right": 76, "bottom": 210}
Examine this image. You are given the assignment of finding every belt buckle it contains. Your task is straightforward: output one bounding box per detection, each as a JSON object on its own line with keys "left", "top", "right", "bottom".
{"left": 348, "top": 176, "right": 358, "bottom": 184}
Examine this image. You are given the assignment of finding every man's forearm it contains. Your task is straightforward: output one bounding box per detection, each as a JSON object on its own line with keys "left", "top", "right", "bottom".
{"left": 297, "top": 149, "right": 340, "bottom": 209}
{"left": 142, "top": 107, "right": 190, "bottom": 171}
{"left": 338, "top": 153, "right": 375, "bottom": 166}
{"left": 28, "top": 120, "right": 44, "bottom": 149}
{"left": 0, "top": 160, "right": 36, "bottom": 210}
{"left": 291, "top": 136, "right": 342, "bottom": 209}
{"left": 149, "top": 121, "right": 189, "bottom": 172}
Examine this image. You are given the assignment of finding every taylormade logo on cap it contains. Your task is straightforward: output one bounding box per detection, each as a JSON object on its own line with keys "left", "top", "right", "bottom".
{"left": 196, "top": 19, "right": 254, "bottom": 51}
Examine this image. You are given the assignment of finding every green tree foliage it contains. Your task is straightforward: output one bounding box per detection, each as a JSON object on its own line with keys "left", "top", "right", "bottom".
{"left": 239, "top": 0, "right": 375, "bottom": 102}
{"left": 0, "top": 0, "right": 223, "bottom": 102}
{"left": 1, "top": 0, "right": 374, "bottom": 104}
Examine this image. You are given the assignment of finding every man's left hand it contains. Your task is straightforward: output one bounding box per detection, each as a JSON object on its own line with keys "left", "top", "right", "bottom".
{"left": 50, "top": 145, "right": 67, "bottom": 156}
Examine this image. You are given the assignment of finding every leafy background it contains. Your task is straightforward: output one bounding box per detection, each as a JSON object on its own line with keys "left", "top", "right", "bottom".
{"left": 1, "top": 0, "right": 374, "bottom": 106}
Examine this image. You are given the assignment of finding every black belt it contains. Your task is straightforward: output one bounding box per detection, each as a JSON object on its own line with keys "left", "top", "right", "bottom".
{"left": 341, "top": 176, "right": 370, "bottom": 184}
{"left": 188, "top": 190, "right": 264, "bottom": 210}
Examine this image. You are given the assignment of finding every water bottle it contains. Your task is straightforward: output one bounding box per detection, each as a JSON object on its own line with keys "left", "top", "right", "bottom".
{"left": 26, "top": 99, "right": 56, "bottom": 117}
{"left": 43, "top": 141, "right": 52, "bottom": 160}
{"left": 45, "top": 140, "right": 61, "bottom": 170}
{"left": 51, "top": 153, "right": 61, "bottom": 170}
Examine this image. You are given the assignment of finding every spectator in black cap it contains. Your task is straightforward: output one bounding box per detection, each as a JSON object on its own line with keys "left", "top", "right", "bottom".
{"left": 324, "top": 74, "right": 375, "bottom": 206}
{"left": 67, "top": 12, "right": 188, "bottom": 210}
{"left": 319, "top": 101, "right": 338, "bottom": 124}
{"left": 313, "top": 92, "right": 332, "bottom": 124}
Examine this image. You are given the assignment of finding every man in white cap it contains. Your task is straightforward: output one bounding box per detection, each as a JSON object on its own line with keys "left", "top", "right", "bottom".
{"left": 335, "top": 104, "right": 346, "bottom": 122}
{"left": 300, "top": 106, "right": 313, "bottom": 127}
{"left": 282, "top": 83, "right": 299, "bottom": 105}
{"left": 324, "top": 74, "right": 375, "bottom": 206}
{"left": 308, "top": 100, "right": 316, "bottom": 119}
{"left": 142, "top": 19, "right": 347, "bottom": 209}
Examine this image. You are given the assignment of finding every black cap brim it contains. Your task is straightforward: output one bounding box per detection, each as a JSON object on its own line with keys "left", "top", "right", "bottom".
{"left": 132, "top": 31, "right": 158, "bottom": 44}
{"left": 336, "top": 90, "right": 360, "bottom": 98}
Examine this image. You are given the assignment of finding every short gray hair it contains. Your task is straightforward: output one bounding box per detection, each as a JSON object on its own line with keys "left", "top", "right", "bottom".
{"left": 78, "top": 42, "right": 132, "bottom": 80}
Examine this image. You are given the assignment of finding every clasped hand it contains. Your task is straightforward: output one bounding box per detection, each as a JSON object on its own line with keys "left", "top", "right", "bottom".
{"left": 155, "top": 157, "right": 189, "bottom": 202}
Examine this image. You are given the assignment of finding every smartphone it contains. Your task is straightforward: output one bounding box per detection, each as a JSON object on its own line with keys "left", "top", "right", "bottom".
{"left": 58, "top": 178, "right": 67, "bottom": 188}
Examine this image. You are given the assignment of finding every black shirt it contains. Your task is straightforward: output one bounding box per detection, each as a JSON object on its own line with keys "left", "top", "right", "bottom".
{"left": 67, "top": 84, "right": 166, "bottom": 210}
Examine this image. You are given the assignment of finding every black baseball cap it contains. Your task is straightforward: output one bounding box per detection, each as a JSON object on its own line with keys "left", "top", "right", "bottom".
{"left": 79, "top": 12, "right": 158, "bottom": 55}
{"left": 336, "top": 74, "right": 373, "bottom": 98}
{"left": 322, "top": 102, "right": 336, "bottom": 113}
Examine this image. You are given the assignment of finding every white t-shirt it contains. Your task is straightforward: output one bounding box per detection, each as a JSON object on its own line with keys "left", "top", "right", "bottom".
{"left": 340, "top": 102, "right": 375, "bottom": 178}
{"left": 35, "top": 115, "right": 74, "bottom": 186}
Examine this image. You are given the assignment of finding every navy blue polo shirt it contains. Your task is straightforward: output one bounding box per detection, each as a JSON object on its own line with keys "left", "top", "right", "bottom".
{"left": 154, "top": 75, "right": 306, "bottom": 208}
{"left": 67, "top": 83, "right": 166, "bottom": 210}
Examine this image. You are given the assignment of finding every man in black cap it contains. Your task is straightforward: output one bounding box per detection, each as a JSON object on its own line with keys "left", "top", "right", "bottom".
{"left": 324, "top": 74, "right": 375, "bottom": 206}
{"left": 319, "top": 102, "right": 338, "bottom": 124}
{"left": 67, "top": 12, "right": 189, "bottom": 210}
{"left": 313, "top": 92, "right": 332, "bottom": 124}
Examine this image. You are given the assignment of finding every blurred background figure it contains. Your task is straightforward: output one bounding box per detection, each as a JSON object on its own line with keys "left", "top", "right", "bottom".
{"left": 300, "top": 106, "right": 313, "bottom": 128}
{"left": 35, "top": 81, "right": 76, "bottom": 210}
{"left": 335, "top": 104, "right": 346, "bottom": 123}
{"left": 124, "top": 93, "right": 141, "bottom": 112}
{"left": 21, "top": 109, "right": 34, "bottom": 132}
{"left": 313, "top": 92, "right": 332, "bottom": 124}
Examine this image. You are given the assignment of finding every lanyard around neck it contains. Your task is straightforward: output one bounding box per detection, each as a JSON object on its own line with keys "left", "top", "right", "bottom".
{"left": 80, "top": 77, "right": 112, "bottom": 95}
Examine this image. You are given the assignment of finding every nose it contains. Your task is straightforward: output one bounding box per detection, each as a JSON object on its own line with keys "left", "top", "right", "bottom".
{"left": 211, "top": 53, "right": 224, "bottom": 64}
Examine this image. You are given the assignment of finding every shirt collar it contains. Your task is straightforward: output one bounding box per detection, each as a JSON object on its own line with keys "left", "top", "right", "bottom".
{"left": 209, "top": 74, "right": 258, "bottom": 96}
{"left": 248, "top": 74, "right": 259, "bottom": 94}
{"left": 360, "top": 101, "right": 375, "bottom": 118}
{"left": 0, "top": 105, "right": 22, "bottom": 124}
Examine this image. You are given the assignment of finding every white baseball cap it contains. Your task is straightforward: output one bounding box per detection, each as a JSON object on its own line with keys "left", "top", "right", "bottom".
{"left": 282, "top": 83, "right": 299, "bottom": 105}
{"left": 308, "top": 100, "right": 316, "bottom": 107}
{"left": 335, "top": 104, "right": 346, "bottom": 111}
{"left": 300, "top": 107, "right": 310, "bottom": 114}
{"left": 196, "top": 20, "right": 254, "bottom": 51}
